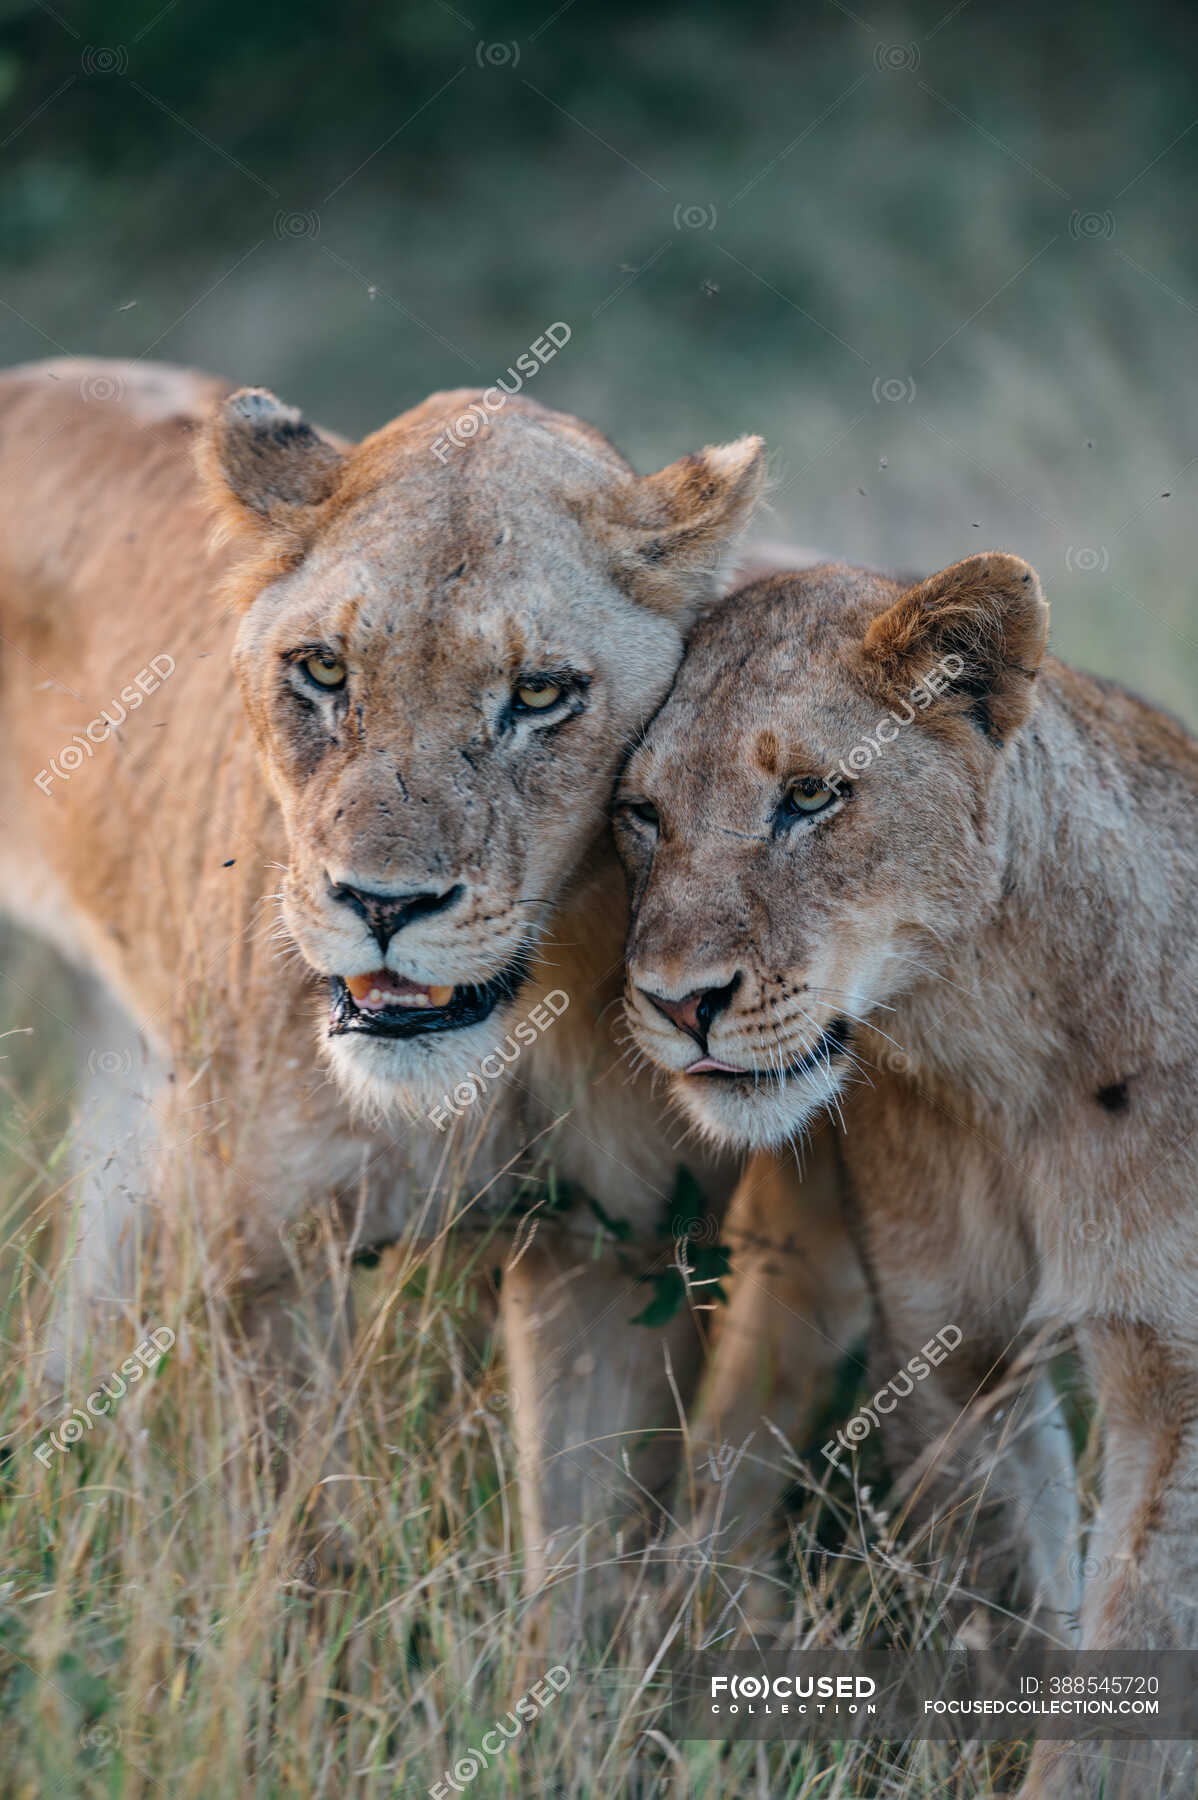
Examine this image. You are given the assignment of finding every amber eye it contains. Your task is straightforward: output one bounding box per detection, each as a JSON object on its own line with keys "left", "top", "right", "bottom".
{"left": 782, "top": 778, "right": 837, "bottom": 816}
{"left": 514, "top": 679, "right": 564, "bottom": 712}
{"left": 302, "top": 654, "right": 347, "bottom": 690}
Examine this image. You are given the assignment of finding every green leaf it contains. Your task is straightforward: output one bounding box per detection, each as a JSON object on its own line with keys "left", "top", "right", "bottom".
{"left": 630, "top": 1267, "right": 686, "bottom": 1328}
{"left": 662, "top": 1166, "right": 708, "bottom": 1238}
{"left": 689, "top": 1242, "right": 731, "bottom": 1301}
{"left": 632, "top": 1218, "right": 733, "bottom": 1327}
{"left": 586, "top": 1195, "right": 633, "bottom": 1242}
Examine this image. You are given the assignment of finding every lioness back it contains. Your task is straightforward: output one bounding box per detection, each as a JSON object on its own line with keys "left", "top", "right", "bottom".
{"left": 0, "top": 361, "right": 278, "bottom": 1033}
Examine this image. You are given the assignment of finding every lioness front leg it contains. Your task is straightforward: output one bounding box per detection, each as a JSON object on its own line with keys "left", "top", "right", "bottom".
{"left": 872, "top": 1308, "right": 1079, "bottom": 1643}
{"left": 1077, "top": 1322, "right": 1198, "bottom": 1648}
{"left": 846, "top": 1098, "right": 1079, "bottom": 1640}
{"left": 1020, "top": 1322, "right": 1198, "bottom": 1799}
{"left": 676, "top": 1134, "right": 870, "bottom": 1612}
{"left": 498, "top": 1229, "right": 706, "bottom": 1634}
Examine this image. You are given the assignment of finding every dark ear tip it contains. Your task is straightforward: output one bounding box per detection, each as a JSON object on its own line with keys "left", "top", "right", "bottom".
{"left": 221, "top": 387, "right": 300, "bottom": 431}
{"left": 205, "top": 386, "right": 343, "bottom": 520}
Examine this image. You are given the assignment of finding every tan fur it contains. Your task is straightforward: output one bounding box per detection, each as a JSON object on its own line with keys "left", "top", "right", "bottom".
{"left": 617, "top": 555, "right": 1198, "bottom": 1793}
{"left": 673, "top": 1145, "right": 870, "bottom": 1607}
{"left": 0, "top": 358, "right": 858, "bottom": 1624}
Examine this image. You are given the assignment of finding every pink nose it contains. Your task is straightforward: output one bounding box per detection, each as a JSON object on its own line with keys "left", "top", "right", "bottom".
{"left": 650, "top": 990, "right": 706, "bottom": 1037}
{"left": 638, "top": 975, "right": 740, "bottom": 1049}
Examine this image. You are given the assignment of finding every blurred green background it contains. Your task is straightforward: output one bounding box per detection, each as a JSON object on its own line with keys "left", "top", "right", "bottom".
{"left": 0, "top": 0, "right": 1193, "bottom": 715}
{"left": 0, "top": 16, "right": 1189, "bottom": 1788}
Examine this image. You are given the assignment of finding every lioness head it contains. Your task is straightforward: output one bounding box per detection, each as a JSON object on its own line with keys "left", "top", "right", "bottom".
{"left": 614, "top": 554, "right": 1049, "bottom": 1147}
{"left": 199, "top": 385, "right": 763, "bottom": 1114}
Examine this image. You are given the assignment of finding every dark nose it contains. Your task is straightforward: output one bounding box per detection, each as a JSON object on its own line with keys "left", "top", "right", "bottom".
{"left": 641, "top": 975, "right": 740, "bottom": 1051}
{"left": 328, "top": 878, "right": 463, "bottom": 954}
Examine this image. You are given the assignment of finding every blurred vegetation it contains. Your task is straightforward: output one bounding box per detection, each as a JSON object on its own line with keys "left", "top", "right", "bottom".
{"left": 0, "top": 9, "right": 1189, "bottom": 1790}
{"left": 0, "top": 0, "right": 1193, "bottom": 712}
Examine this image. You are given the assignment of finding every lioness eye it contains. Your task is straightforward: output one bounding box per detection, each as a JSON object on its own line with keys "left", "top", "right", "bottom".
{"left": 623, "top": 800, "right": 659, "bottom": 829}
{"left": 783, "top": 778, "right": 837, "bottom": 816}
{"left": 514, "top": 680, "right": 563, "bottom": 712}
{"left": 303, "top": 654, "right": 347, "bottom": 690}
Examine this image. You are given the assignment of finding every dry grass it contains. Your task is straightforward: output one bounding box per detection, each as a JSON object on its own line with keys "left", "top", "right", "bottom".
{"left": 0, "top": 949, "right": 1077, "bottom": 1799}
{"left": 0, "top": 7, "right": 1188, "bottom": 1789}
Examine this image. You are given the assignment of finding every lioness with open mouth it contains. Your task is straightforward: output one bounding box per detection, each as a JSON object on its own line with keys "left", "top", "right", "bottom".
{"left": 0, "top": 359, "right": 861, "bottom": 1616}
{"left": 615, "top": 553, "right": 1198, "bottom": 1795}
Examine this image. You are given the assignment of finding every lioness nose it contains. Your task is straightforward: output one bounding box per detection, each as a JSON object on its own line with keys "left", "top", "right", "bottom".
{"left": 640, "top": 975, "right": 740, "bottom": 1051}
{"left": 327, "top": 878, "right": 463, "bottom": 954}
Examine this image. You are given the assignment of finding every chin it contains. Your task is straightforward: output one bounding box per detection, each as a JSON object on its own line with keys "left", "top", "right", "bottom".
{"left": 670, "top": 1061, "right": 846, "bottom": 1151}
{"left": 324, "top": 1014, "right": 517, "bottom": 1124}
{"left": 317, "top": 950, "right": 533, "bottom": 1124}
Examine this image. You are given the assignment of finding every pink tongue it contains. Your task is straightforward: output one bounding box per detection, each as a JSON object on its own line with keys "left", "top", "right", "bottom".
{"left": 346, "top": 970, "right": 428, "bottom": 1012}
{"left": 686, "top": 1056, "right": 744, "bottom": 1074}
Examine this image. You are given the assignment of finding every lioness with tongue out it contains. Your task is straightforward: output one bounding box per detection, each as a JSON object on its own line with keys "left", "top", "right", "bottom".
{"left": 0, "top": 359, "right": 862, "bottom": 1611}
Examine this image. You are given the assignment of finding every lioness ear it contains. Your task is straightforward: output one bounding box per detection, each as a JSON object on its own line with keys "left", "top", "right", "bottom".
{"left": 607, "top": 436, "right": 766, "bottom": 620}
{"left": 199, "top": 387, "right": 346, "bottom": 539}
{"left": 862, "top": 552, "right": 1048, "bottom": 745}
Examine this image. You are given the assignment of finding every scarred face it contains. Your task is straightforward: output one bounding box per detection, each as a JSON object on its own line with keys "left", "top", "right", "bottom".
{"left": 614, "top": 556, "right": 1048, "bottom": 1148}
{"left": 201, "top": 384, "right": 763, "bottom": 1115}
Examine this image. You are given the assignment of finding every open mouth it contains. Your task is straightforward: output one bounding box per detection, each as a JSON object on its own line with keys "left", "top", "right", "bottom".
{"left": 328, "top": 954, "right": 530, "bottom": 1040}
{"left": 684, "top": 1016, "right": 853, "bottom": 1083}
